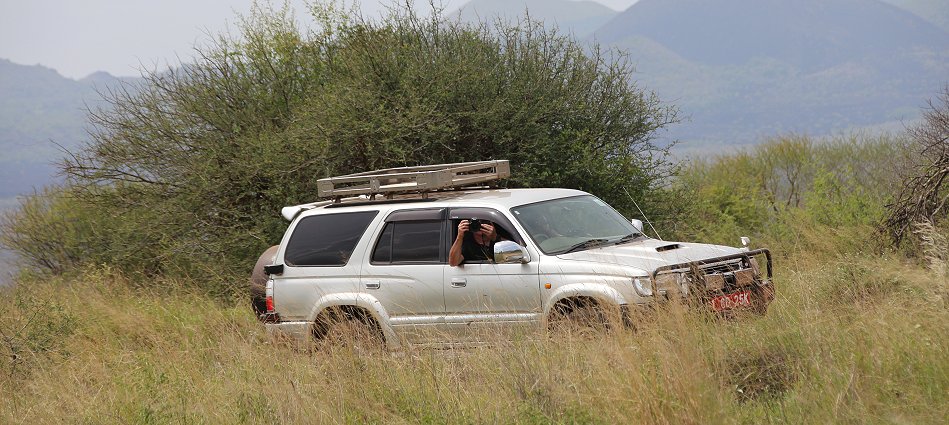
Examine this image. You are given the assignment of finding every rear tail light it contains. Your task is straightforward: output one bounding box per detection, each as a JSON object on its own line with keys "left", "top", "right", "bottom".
{"left": 263, "top": 277, "right": 279, "bottom": 323}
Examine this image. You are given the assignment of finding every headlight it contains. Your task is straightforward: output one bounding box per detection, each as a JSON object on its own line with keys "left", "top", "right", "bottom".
{"left": 633, "top": 278, "right": 653, "bottom": 297}
{"left": 655, "top": 272, "right": 690, "bottom": 296}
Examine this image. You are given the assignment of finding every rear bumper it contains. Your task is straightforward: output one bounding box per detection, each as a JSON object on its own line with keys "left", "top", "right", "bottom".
{"left": 265, "top": 321, "right": 312, "bottom": 343}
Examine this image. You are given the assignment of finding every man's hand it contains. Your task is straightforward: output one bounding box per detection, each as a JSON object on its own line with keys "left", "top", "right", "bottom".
{"left": 458, "top": 220, "right": 497, "bottom": 242}
{"left": 457, "top": 220, "right": 471, "bottom": 240}
{"left": 480, "top": 222, "right": 497, "bottom": 241}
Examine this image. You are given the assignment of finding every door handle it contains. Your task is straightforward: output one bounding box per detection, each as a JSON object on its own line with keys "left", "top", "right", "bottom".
{"left": 365, "top": 280, "right": 381, "bottom": 290}
{"left": 450, "top": 278, "right": 467, "bottom": 288}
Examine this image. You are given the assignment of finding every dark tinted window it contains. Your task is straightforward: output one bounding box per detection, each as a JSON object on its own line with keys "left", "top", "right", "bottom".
{"left": 372, "top": 221, "right": 442, "bottom": 264}
{"left": 285, "top": 211, "right": 378, "bottom": 266}
{"left": 371, "top": 224, "right": 393, "bottom": 263}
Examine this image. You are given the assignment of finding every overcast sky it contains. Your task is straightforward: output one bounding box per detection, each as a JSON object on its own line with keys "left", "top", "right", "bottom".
{"left": 0, "top": 0, "right": 637, "bottom": 79}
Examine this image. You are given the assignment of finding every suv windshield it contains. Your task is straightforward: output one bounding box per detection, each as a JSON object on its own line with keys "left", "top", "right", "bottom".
{"left": 511, "top": 195, "right": 644, "bottom": 254}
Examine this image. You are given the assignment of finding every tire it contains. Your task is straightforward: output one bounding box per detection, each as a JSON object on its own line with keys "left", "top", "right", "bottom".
{"left": 548, "top": 298, "right": 612, "bottom": 339}
{"left": 312, "top": 306, "right": 385, "bottom": 353}
{"left": 249, "top": 245, "right": 279, "bottom": 320}
{"left": 750, "top": 283, "right": 776, "bottom": 315}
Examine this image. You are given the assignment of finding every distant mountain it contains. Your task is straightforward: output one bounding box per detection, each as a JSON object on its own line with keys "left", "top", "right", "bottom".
{"left": 0, "top": 59, "right": 139, "bottom": 200}
{"left": 881, "top": 0, "right": 949, "bottom": 32}
{"left": 589, "top": 0, "right": 949, "bottom": 147}
{"left": 594, "top": 0, "right": 947, "bottom": 70}
{"left": 455, "top": 0, "right": 618, "bottom": 38}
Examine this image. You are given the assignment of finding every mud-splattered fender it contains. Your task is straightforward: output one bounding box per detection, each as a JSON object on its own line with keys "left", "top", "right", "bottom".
{"left": 307, "top": 292, "right": 401, "bottom": 350}
{"left": 543, "top": 282, "right": 628, "bottom": 318}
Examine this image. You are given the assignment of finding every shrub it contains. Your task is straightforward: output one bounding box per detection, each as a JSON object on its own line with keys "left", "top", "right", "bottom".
{"left": 22, "top": 2, "right": 677, "bottom": 282}
{"left": 671, "top": 134, "right": 907, "bottom": 251}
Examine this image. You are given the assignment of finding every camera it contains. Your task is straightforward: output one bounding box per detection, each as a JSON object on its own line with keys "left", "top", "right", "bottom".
{"left": 467, "top": 218, "right": 481, "bottom": 232}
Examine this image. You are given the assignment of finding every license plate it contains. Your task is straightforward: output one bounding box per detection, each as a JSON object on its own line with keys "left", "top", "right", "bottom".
{"left": 710, "top": 290, "right": 752, "bottom": 312}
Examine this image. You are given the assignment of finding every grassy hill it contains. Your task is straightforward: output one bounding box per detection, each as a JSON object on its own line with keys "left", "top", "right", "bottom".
{"left": 1, "top": 136, "right": 945, "bottom": 423}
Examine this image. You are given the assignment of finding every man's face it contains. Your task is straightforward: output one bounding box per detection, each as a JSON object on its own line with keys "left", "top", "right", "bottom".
{"left": 472, "top": 221, "right": 491, "bottom": 244}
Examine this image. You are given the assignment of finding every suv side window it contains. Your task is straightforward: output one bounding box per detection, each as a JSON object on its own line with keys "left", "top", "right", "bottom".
{"left": 284, "top": 211, "right": 378, "bottom": 266}
{"left": 372, "top": 208, "right": 447, "bottom": 264}
{"left": 372, "top": 221, "right": 444, "bottom": 264}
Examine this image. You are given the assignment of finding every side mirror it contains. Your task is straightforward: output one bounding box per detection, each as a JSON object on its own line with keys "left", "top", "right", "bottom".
{"left": 494, "top": 240, "right": 529, "bottom": 264}
{"left": 739, "top": 236, "right": 751, "bottom": 251}
{"left": 630, "top": 219, "right": 644, "bottom": 233}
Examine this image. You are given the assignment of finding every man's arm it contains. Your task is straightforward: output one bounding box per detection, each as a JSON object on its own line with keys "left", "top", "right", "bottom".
{"left": 449, "top": 220, "right": 469, "bottom": 267}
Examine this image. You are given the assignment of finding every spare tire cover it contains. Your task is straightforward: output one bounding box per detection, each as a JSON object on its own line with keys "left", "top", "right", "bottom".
{"left": 250, "top": 245, "right": 279, "bottom": 318}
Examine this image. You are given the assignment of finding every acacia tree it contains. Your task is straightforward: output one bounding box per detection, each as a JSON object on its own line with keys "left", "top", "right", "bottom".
{"left": 39, "top": 2, "right": 676, "bottom": 279}
{"left": 883, "top": 85, "right": 949, "bottom": 246}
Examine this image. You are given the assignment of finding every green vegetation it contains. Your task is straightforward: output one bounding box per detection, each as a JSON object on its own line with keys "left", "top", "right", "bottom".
{"left": 668, "top": 134, "right": 908, "bottom": 248}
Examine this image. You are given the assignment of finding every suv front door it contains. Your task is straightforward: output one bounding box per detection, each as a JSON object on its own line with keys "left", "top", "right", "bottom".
{"left": 443, "top": 207, "right": 541, "bottom": 341}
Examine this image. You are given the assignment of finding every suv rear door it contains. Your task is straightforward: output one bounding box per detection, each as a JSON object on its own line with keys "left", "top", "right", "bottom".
{"left": 361, "top": 208, "right": 448, "bottom": 344}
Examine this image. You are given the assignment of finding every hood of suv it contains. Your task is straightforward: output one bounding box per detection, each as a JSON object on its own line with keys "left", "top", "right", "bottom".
{"left": 555, "top": 238, "right": 742, "bottom": 272}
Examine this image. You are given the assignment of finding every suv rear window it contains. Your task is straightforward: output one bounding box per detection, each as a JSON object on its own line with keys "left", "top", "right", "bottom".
{"left": 284, "top": 211, "right": 378, "bottom": 266}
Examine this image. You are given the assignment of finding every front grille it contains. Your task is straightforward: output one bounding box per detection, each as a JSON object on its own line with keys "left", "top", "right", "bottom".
{"left": 692, "top": 260, "right": 751, "bottom": 293}
{"left": 699, "top": 260, "right": 743, "bottom": 275}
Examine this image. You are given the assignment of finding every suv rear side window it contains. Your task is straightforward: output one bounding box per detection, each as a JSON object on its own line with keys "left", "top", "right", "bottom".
{"left": 285, "top": 211, "right": 378, "bottom": 266}
{"left": 372, "top": 221, "right": 443, "bottom": 264}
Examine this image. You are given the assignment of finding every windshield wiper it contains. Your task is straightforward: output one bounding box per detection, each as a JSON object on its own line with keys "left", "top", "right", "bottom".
{"left": 561, "top": 238, "right": 609, "bottom": 254}
{"left": 613, "top": 233, "right": 643, "bottom": 245}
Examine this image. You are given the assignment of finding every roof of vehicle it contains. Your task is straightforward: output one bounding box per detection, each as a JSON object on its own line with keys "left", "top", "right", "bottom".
{"left": 282, "top": 188, "right": 590, "bottom": 220}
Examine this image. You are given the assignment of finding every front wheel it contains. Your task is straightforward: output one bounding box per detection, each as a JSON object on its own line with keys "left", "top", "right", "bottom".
{"left": 547, "top": 298, "right": 615, "bottom": 339}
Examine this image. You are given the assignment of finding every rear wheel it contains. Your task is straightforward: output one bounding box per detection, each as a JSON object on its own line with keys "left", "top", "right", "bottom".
{"left": 312, "top": 306, "right": 385, "bottom": 353}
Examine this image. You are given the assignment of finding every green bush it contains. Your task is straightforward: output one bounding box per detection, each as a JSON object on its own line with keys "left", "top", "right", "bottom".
{"left": 670, "top": 134, "right": 907, "bottom": 252}
{"left": 15, "top": 2, "right": 675, "bottom": 283}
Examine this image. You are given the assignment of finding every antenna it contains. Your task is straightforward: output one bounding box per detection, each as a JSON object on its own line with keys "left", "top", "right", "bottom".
{"left": 623, "top": 187, "right": 663, "bottom": 240}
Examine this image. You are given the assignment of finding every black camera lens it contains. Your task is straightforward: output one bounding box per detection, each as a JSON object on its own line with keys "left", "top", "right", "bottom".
{"left": 468, "top": 219, "right": 481, "bottom": 231}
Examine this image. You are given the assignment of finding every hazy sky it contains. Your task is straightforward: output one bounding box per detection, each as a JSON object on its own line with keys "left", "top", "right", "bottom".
{"left": 0, "top": 0, "right": 637, "bottom": 79}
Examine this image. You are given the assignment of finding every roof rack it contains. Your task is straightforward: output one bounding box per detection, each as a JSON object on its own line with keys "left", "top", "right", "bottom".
{"left": 317, "top": 160, "right": 510, "bottom": 201}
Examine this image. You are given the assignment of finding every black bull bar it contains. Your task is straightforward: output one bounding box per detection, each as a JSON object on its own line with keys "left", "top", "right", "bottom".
{"left": 649, "top": 248, "right": 773, "bottom": 290}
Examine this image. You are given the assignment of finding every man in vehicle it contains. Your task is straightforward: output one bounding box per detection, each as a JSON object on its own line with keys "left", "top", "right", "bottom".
{"left": 449, "top": 219, "right": 499, "bottom": 266}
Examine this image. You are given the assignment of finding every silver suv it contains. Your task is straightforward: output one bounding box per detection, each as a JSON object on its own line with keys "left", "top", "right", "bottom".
{"left": 256, "top": 162, "right": 774, "bottom": 348}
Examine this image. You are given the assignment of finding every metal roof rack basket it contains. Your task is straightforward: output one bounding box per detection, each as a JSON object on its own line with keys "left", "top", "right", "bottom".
{"left": 317, "top": 160, "right": 510, "bottom": 201}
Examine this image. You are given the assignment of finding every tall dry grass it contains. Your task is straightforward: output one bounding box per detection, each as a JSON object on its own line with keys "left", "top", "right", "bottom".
{"left": 0, "top": 237, "right": 946, "bottom": 424}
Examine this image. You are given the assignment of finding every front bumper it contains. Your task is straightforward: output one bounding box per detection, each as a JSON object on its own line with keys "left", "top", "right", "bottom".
{"left": 649, "top": 248, "right": 775, "bottom": 314}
